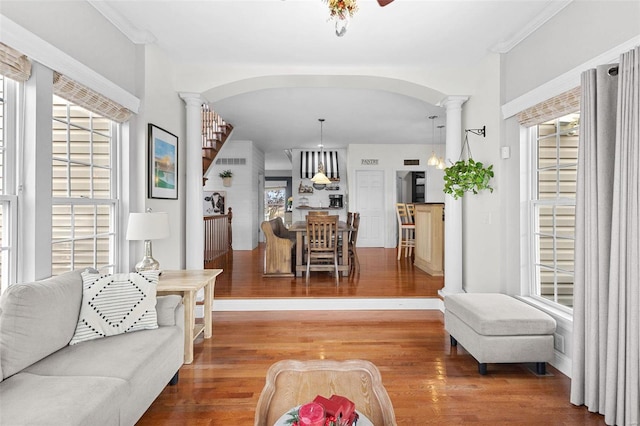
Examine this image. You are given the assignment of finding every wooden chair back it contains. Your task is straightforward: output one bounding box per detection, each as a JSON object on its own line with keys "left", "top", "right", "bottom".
{"left": 396, "top": 203, "right": 413, "bottom": 225}
{"left": 406, "top": 203, "right": 415, "bottom": 223}
{"left": 349, "top": 212, "right": 360, "bottom": 247}
{"left": 306, "top": 215, "right": 339, "bottom": 253}
{"left": 254, "top": 359, "right": 397, "bottom": 426}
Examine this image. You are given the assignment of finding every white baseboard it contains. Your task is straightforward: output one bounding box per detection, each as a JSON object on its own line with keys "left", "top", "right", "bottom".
{"left": 195, "top": 297, "right": 443, "bottom": 315}
{"left": 551, "top": 349, "right": 572, "bottom": 378}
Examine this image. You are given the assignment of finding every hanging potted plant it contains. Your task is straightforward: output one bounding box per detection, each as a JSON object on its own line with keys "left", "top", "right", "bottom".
{"left": 442, "top": 129, "right": 494, "bottom": 199}
{"left": 219, "top": 170, "right": 233, "bottom": 187}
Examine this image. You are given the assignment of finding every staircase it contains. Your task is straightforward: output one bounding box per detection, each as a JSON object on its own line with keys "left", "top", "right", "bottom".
{"left": 201, "top": 104, "right": 233, "bottom": 184}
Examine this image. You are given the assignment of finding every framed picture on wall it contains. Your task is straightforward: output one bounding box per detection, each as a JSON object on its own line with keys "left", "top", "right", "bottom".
{"left": 148, "top": 124, "right": 178, "bottom": 199}
{"left": 203, "top": 191, "right": 226, "bottom": 216}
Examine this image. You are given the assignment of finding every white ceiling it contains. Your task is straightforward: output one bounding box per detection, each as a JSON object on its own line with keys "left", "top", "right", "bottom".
{"left": 89, "top": 0, "right": 572, "bottom": 168}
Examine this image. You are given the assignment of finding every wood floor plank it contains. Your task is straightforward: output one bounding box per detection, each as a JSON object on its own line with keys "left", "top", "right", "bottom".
{"left": 138, "top": 247, "right": 604, "bottom": 425}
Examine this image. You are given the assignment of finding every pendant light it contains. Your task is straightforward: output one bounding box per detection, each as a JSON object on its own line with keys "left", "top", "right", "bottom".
{"left": 437, "top": 124, "right": 446, "bottom": 169}
{"left": 427, "top": 115, "right": 439, "bottom": 166}
{"left": 310, "top": 118, "right": 332, "bottom": 185}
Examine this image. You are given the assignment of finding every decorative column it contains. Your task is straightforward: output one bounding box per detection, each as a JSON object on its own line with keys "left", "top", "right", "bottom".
{"left": 438, "top": 95, "right": 469, "bottom": 297}
{"left": 179, "top": 93, "right": 204, "bottom": 269}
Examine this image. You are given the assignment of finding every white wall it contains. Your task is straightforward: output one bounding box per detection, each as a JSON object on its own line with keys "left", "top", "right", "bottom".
{"left": 459, "top": 53, "right": 503, "bottom": 293}
{"left": 347, "top": 144, "right": 445, "bottom": 248}
{"left": 205, "top": 140, "right": 264, "bottom": 250}
{"left": 140, "top": 44, "right": 187, "bottom": 270}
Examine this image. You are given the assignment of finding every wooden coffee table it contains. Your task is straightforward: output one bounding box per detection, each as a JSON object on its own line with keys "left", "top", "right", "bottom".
{"left": 157, "top": 269, "right": 223, "bottom": 364}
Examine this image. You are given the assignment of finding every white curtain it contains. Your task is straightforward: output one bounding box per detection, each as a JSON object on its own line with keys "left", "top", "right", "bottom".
{"left": 571, "top": 46, "right": 639, "bottom": 426}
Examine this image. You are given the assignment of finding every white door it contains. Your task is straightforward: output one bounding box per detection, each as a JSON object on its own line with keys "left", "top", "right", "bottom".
{"left": 355, "top": 170, "right": 385, "bottom": 247}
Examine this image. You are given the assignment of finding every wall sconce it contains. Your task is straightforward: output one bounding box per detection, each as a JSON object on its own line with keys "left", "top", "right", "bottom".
{"left": 126, "top": 209, "right": 170, "bottom": 272}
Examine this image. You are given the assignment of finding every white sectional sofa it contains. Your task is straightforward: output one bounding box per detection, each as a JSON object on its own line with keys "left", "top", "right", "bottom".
{"left": 0, "top": 270, "right": 184, "bottom": 425}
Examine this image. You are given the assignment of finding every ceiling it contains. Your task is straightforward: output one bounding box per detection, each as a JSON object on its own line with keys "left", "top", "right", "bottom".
{"left": 89, "top": 0, "right": 572, "bottom": 169}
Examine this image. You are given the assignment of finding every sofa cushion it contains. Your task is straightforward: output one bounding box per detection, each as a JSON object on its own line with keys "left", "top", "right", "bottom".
{"left": 69, "top": 270, "right": 159, "bottom": 345}
{"left": 0, "top": 270, "right": 83, "bottom": 380}
{"left": 444, "top": 293, "right": 556, "bottom": 336}
{"left": 0, "top": 372, "right": 127, "bottom": 426}
{"left": 25, "top": 325, "right": 184, "bottom": 425}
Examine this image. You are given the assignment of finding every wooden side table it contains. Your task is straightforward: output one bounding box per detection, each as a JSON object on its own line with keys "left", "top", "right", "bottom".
{"left": 157, "top": 269, "right": 223, "bottom": 364}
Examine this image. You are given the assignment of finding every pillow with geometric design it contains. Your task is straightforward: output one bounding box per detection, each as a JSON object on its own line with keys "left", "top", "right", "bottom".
{"left": 69, "top": 270, "right": 159, "bottom": 345}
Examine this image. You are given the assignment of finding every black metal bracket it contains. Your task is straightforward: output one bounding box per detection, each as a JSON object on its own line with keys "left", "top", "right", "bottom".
{"left": 465, "top": 126, "right": 486, "bottom": 138}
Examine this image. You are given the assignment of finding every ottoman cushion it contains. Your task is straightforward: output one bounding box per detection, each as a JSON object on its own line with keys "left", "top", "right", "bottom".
{"left": 444, "top": 293, "right": 556, "bottom": 336}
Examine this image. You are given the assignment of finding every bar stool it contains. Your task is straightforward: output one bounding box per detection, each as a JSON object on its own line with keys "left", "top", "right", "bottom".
{"left": 396, "top": 203, "right": 415, "bottom": 260}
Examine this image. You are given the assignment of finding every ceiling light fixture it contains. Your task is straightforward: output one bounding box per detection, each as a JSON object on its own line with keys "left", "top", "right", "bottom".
{"left": 437, "top": 124, "right": 446, "bottom": 169}
{"left": 311, "top": 118, "right": 332, "bottom": 186}
{"left": 427, "top": 115, "right": 439, "bottom": 166}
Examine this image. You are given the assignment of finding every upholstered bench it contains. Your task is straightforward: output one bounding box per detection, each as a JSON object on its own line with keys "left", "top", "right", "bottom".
{"left": 444, "top": 293, "right": 556, "bottom": 375}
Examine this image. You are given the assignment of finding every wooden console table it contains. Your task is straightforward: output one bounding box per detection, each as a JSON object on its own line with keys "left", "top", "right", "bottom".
{"left": 157, "top": 269, "right": 223, "bottom": 364}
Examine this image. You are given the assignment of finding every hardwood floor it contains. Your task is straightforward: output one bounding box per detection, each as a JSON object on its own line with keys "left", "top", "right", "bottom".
{"left": 138, "top": 246, "right": 604, "bottom": 425}
{"left": 213, "top": 246, "right": 443, "bottom": 299}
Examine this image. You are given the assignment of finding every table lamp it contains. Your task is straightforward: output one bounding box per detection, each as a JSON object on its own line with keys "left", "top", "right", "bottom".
{"left": 126, "top": 210, "right": 170, "bottom": 272}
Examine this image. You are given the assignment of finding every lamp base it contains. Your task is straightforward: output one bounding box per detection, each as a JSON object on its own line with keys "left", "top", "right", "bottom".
{"left": 135, "top": 256, "right": 160, "bottom": 272}
{"left": 135, "top": 240, "right": 160, "bottom": 272}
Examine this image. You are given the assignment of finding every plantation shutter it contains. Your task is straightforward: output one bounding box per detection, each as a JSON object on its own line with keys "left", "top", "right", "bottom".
{"left": 53, "top": 72, "right": 132, "bottom": 123}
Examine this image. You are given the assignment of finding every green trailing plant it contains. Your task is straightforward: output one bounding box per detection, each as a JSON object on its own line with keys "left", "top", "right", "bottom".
{"left": 443, "top": 158, "right": 494, "bottom": 199}
{"left": 218, "top": 170, "right": 233, "bottom": 178}
{"left": 442, "top": 130, "right": 494, "bottom": 199}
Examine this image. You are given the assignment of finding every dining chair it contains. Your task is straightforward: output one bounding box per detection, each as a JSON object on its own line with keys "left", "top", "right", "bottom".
{"left": 307, "top": 210, "right": 329, "bottom": 216}
{"left": 395, "top": 203, "right": 415, "bottom": 260}
{"left": 406, "top": 203, "right": 415, "bottom": 223}
{"left": 348, "top": 212, "right": 361, "bottom": 275}
{"left": 305, "top": 214, "right": 340, "bottom": 284}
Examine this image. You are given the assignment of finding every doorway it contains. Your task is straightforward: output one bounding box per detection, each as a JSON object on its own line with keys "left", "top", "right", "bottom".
{"left": 396, "top": 171, "right": 426, "bottom": 203}
{"left": 355, "top": 170, "right": 385, "bottom": 247}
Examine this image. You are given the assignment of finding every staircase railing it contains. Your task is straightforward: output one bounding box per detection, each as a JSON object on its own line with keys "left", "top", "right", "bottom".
{"left": 204, "top": 207, "right": 233, "bottom": 269}
{"left": 201, "top": 104, "right": 233, "bottom": 185}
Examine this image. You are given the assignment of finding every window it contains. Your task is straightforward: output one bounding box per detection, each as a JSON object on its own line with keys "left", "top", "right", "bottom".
{"left": 529, "top": 112, "right": 579, "bottom": 309}
{"left": 0, "top": 74, "right": 18, "bottom": 292}
{"left": 51, "top": 95, "right": 118, "bottom": 276}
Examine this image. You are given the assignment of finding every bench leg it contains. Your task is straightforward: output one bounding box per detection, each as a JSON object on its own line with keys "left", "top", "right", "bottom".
{"left": 478, "top": 363, "right": 487, "bottom": 375}
{"left": 450, "top": 335, "right": 458, "bottom": 346}
{"left": 169, "top": 371, "right": 179, "bottom": 386}
{"left": 536, "top": 362, "right": 546, "bottom": 375}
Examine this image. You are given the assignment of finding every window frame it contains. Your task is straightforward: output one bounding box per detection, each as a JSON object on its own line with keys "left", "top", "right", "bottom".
{"left": 0, "top": 75, "right": 19, "bottom": 291}
{"left": 51, "top": 97, "right": 120, "bottom": 275}
{"left": 526, "top": 116, "right": 578, "bottom": 314}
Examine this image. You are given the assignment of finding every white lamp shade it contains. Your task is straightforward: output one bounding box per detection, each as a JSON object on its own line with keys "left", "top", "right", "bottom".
{"left": 427, "top": 152, "right": 439, "bottom": 166}
{"left": 310, "top": 171, "right": 332, "bottom": 185}
{"left": 126, "top": 212, "right": 170, "bottom": 240}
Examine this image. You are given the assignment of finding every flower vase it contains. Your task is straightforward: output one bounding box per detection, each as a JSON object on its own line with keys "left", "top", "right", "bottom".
{"left": 334, "top": 16, "right": 349, "bottom": 37}
{"left": 222, "top": 177, "right": 232, "bottom": 187}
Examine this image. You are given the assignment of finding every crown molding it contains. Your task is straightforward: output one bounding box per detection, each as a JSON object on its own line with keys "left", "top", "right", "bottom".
{"left": 87, "top": 0, "right": 156, "bottom": 44}
{"left": 490, "top": 0, "right": 573, "bottom": 54}
{"left": 502, "top": 35, "right": 640, "bottom": 119}
{"left": 0, "top": 14, "right": 139, "bottom": 113}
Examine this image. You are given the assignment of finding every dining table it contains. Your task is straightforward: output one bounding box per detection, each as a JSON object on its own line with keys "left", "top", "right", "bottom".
{"left": 288, "top": 220, "right": 352, "bottom": 277}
